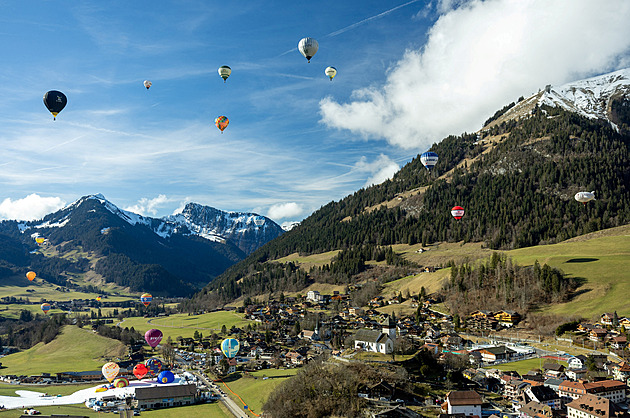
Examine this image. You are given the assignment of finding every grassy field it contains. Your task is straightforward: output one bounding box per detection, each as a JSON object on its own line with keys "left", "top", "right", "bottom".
{"left": 507, "top": 224, "right": 630, "bottom": 319}
{"left": 486, "top": 358, "right": 568, "bottom": 376}
{"left": 219, "top": 368, "right": 300, "bottom": 417}
{"left": 118, "top": 311, "right": 253, "bottom": 340}
{"left": 0, "top": 325, "right": 126, "bottom": 376}
{"left": 275, "top": 250, "right": 341, "bottom": 269}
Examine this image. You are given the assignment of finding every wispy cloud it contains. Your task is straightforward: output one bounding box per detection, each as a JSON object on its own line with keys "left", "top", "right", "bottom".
{"left": 125, "top": 195, "right": 170, "bottom": 216}
{"left": 326, "top": 0, "right": 423, "bottom": 37}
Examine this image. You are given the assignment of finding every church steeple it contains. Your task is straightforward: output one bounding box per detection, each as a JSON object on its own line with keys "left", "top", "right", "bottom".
{"left": 381, "top": 316, "right": 396, "bottom": 341}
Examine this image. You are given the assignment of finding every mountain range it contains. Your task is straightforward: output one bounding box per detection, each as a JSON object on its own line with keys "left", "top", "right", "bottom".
{"left": 0, "top": 195, "right": 283, "bottom": 296}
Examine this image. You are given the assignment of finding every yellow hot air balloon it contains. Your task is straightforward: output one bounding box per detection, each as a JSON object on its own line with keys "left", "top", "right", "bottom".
{"left": 35, "top": 237, "right": 45, "bottom": 245}
{"left": 96, "top": 296, "right": 102, "bottom": 302}
{"left": 26, "top": 271, "right": 36, "bottom": 281}
{"left": 102, "top": 362, "right": 120, "bottom": 383}
{"left": 325, "top": 66, "right": 337, "bottom": 81}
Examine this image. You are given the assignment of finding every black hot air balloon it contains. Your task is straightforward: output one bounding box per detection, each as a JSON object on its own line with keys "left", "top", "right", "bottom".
{"left": 43, "top": 90, "right": 67, "bottom": 120}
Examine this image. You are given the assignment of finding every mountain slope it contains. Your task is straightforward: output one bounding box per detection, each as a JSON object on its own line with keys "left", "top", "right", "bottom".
{"left": 188, "top": 68, "right": 630, "bottom": 307}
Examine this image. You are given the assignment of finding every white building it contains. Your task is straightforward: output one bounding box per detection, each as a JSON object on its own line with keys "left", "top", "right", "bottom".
{"left": 445, "top": 390, "right": 483, "bottom": 417}
{"left": 354, "top": 317, "right": 395, "bottom": 354}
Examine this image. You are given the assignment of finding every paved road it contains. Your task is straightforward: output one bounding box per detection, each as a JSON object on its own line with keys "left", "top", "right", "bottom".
{"left": 192, "top": 371, "right": 247, "bottom": 418}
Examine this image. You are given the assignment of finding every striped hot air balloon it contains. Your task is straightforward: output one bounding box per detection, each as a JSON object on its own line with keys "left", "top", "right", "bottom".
{"left": 140, "top": 293, "right": 152, "bottom": 307}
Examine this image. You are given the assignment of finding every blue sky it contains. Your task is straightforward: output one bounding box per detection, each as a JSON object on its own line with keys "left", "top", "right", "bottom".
{"left": 1, "top": 0, "right": 629, "bottom": 226}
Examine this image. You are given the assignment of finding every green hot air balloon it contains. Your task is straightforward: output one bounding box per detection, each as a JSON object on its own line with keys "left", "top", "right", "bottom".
{"left": 43, "top": 90, "right": 67, "bottom": 120}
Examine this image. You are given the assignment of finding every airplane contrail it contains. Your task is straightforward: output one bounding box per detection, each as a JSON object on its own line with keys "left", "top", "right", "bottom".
{"left": 326, "top": 0, "right": 422, "bottom": 37}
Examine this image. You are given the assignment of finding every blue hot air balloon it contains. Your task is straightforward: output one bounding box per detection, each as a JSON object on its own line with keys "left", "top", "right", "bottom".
{"left": 157, "top": 370, "right": 174, "bottom": 384}
{"left": 221, "top": 338, "right": 240, "bottom": 358}
{"left": 420, "top": 151, "right": 438, "bottom": 170}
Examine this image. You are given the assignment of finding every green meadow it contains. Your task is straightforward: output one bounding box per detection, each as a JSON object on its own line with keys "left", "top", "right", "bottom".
{"left": 487, "top": 358, "right": 568, "bottom": 376}
{"left": 219, "top": 368, "right": 300, "bottom": 417}
{"left": 0, "top": 325, "right": 126, "bottom": 376}
{"left": 118, "top": 310, "right": 253, "bottom": 340}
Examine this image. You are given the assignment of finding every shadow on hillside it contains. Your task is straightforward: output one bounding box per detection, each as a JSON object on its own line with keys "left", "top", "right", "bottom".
{"left": 565, "top": 258, "right": 599, "bottom": 263}
{"left": 567, "top": 276, "right": 590, "bottom": 300}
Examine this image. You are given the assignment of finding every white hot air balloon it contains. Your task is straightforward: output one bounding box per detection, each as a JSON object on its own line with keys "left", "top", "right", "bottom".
{"left": 143, "top": 80, "right": 152, "bottom": 90}
{"left": 325, "top": 66, "right": 337, "bottom": 81}
{"left": 298, "top": 37, "right": 319, "bottom": 62}
{"left": 575, "top": 191, "right": 595, "bottom": 204}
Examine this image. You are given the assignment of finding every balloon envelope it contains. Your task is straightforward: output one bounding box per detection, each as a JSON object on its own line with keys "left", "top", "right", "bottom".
{"left": 298, "top": 37, "right": 319, "bottom": 62}
{"left": 102, "top": 362, "right": 120, "bottom": 383}
{"left": 41, "top": 303, "right": 51, "bottom": 314}
{"left": 325, "top": 66, "right": 337, "bottom": 80}
{"left": 35, "top": 237, "right": 45, "bottom": 244}
{"left": 575, "top": 191, "right": 595, "bottom": 203}
{"left": 96, "top": 296, "right": 101, "bottom": 302}
{"left": 157, "top": 370, "right": 174, "bottom": 384}
{"left": 143, "top": 80, "right": 152, "bottom": 89}
{"left": 145, "top": 358, "right": 162, "bottom": 377}
{"left": 26, "top": 271, "right": 36, "bottom": 281}
{"left": 215, "top": 116, "right": 229, "bottom": 132}
{"left": 420, "top": 152, "right": 439, "bottom": 170}
{"left": 113, "top": 377, "right": 129, "bottom": 388}
{"left": 221, "top": 338, "right": 240, "bottom": 358}
{"left": 140, "top": 293, "right": 152, "bottom": 307}
{"left": 451, "top": 206, "right": 465, "bottom": 220}
{"left": 218, "top": 66, "right": 231, "bottom": 82}
{"left": 145, "top": 329, "right": 163, "bottom": 348}
{"left": 133, "top": 363, "right": 148, "bottom": 380}
{"left": 43, "top": 90, "right": 67, "bottom": 119}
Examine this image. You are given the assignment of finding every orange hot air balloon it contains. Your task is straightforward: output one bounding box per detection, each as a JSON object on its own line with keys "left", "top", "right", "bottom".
{"left": 26, "top": 271, "right": 36, "bottom": 281}
{"left": 102, "top": 362, "right": 120, "bottom": 383}
{"left": 41, "top": 303, "right": 51, "bottom": 314}
{"left": 215, "top": 116, "right": 229, "bottom": 133}
{"left": 96, "top": 296, "right": 102, "bottom": 302}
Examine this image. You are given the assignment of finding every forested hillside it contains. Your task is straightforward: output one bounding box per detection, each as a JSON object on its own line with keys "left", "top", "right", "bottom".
{"left": 187, "top": 105, "right": 630, "bottom": 308}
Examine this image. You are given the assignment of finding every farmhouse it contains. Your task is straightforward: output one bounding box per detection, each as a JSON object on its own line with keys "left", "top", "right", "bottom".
{"left": 443, "top": 390, "right": 483, "bottom": 417}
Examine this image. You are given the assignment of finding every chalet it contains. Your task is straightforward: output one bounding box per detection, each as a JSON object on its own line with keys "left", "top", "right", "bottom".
{"left": 543, "top": 363, "right": 565, "bottom": 379}
{"left": 470, "top": 310, "right": 494, "bottom": 319}
{"left": 349, "top": 307, "right": 363, "bottom": 317}
{"left": 559, "top": 380, "right": 627, "bottom": 404}
{"left": 521, "top": 385, "right": 562, "bottom": 410}
{"left": 519, "top": 400, "right": 554, "bottom": 418}
{"left": 354, "top": 317, "right": 396, "bottom": 354}
{"left": 619, "top": 317, "right": 630, "bottom": 330}
{"left": 504, "top": 379, "right": 531, "bottom": 400}
{"left": 359, "top": 379, "right": 395, "bottom": 400}
{"left": 601, "top": 313, "right": 615, "bottom": 326}
{"left": 590, "top": 328, "right": 608, "bottom": 342}
{"left": 610, "top": 361, "right": 630, "bottom": 383}
{"left": 285, "top": 351, "right": 304, "bottom": 365}
{"left": 610, "top": 336, "right": 627, "bottom": 350}
{"left": 565, "top": 368, "right": 588, "bottom": 381}
{"left": 133, "top": 384, "right": 198, "bottom": 410}
{"left": 444, "top": 390, "right": 483, "bottom": 417}
{"left": 479, "top": 346, "right": 517, "bottom": 363}
{"left": 306, "top": 291, "right": 323, "bottom": 303}
{"left": 568, "top": 355, "right": 588, "bottom": 370}
{"left": 566, "top": 394, "right": 629, "bottom": 418}
{"left": 494, "top": 310, "right": 521, "bottom": 325}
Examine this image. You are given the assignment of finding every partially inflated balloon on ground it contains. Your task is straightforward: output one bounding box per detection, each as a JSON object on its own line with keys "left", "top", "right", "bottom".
{"left": 113, "top": 377, "right": 129, "bottom": 388}
{"left": 145, "top": 329, "right": 163, "bottom": 348}
{"left": 102, "top": 362, "right": 120, "bottom": 383}
{"left": 145, "top": 358, "right": 162, "bottom": 377}
{"left": 157, "top": 370, "right": 174, "bottom": 384}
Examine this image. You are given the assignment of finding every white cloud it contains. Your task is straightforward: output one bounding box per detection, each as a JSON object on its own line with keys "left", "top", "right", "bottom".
{"left": 125, "top": 195, "right": 169, "bottom": 216}
{"left": 320, "top": 0, "right": 630, "bottom": 150}
{"left": 0, "top": 194, "right": 66, "bottom": 221}
{"left": 267, "top": 202, "right": 304, "bottom": 220}
{"left": 355, "top": 154, "right": 400, "bottom": 187}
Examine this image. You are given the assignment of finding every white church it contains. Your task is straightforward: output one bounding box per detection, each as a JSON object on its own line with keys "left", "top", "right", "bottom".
{"left": 354, "top": 317, "right": 396, "bottom": 354}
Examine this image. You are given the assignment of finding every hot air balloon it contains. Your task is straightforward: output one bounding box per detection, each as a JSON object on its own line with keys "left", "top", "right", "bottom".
{"left": 157, "top": 370, "right": 174, "bottom": 384}
{"left": 41, "top": 303, "right": 51, "bottom": 314}
{"left": 35, "top": 237, "right": 45, "bottom": 245}
{"left": 26, "top": 271, "right": 36, "bottom": 281}
{"left": 420, "top": 151, "right": 439, "bottom": 170}
{"left": 43, "top": 90, "right": 67, "bottom": 120}
{"left": 575, "top": 191, "right": 595, "bottom": 204}
{"left": 298, "top": 37, "right": 319, "bottom": 62}
{"left": 218, "top": 66, "right": 231, "bottom": 83}
{"left": 145, "top": 358, "right": 162, "bottom": 377}
{"left": 451, "top": 206, "right": 465, "bottom": 220}
{"left": 145, "top": 329, "right": 163, "bottom": 349}
{"left": 221, "top": 338, "right": 240, "bottom": 358}
{"left": 96, "top": 296, "right": 102, "bottom": 302}
{"left": 325, "top": 66, "right": 337, "bottom": 81}
{"left": 215, "top": 116, "right": 229, "bottom": 133}
{"left": 133, "top": 363, "right": 148, "bottom": 380}
{"left": 113, "top": 377, "right": 129, "bottom": 388}
{"left": 143, "top": 80, "right": 152, "bottom": 90}
{"left": 102, "top": 362, "right": 120, "bottom": 383}
{"left": 140, "top": 293, "right": 152, "bottom": 307}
